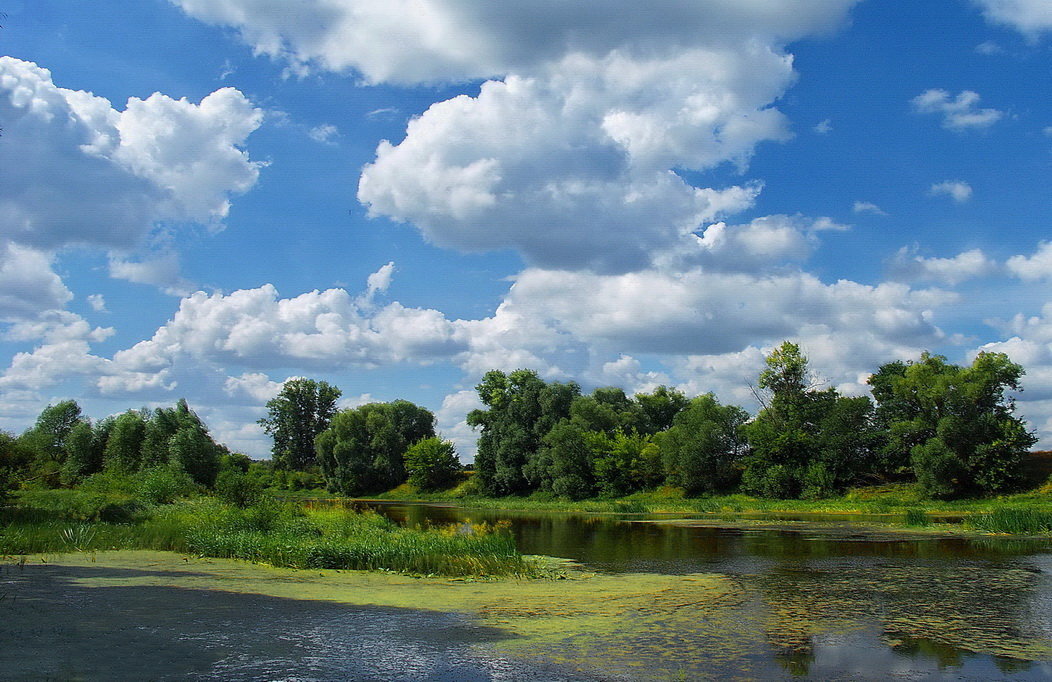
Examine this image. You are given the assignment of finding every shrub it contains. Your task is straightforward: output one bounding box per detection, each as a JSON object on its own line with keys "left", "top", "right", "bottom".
{"left": 215, "top": 469, "right": 264, "bottom": 508}
{"left": 136, "top": 467, "right": 196, "bottom": 505}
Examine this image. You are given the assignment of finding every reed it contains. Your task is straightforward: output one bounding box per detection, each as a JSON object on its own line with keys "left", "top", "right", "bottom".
{"left": 968, "top": 508, "right": 1052, "bottom": 535}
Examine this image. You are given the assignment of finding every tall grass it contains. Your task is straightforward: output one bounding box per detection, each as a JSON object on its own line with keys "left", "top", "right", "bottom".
{"left": 968, "top": 508, "right": 1052, "bottom": 534}
{"left": 0, "top": 495, "right": 538, "bottom": 577}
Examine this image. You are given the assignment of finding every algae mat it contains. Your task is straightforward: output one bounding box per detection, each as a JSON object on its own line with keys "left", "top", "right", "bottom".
{"left": 2, "top": 551, "right": 1052, "bottom": 680}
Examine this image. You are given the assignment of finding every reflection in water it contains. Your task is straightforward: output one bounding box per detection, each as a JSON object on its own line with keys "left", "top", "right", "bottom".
{"left": 339, "top": 500, "right": 1052, "bottom": 678}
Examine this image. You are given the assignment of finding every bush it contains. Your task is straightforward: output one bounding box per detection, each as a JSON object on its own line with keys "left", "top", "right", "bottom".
{"left": 215, "top": 469, "right": 264, "bottom": 508}
{"left": 136, "top": 467, "right": 196, "bottom": 505}
{"left": 404, "top": 437, "right": 461, "bottom": 491}
{"left": 741, "top": 464, "right": 797, "bottom": 499}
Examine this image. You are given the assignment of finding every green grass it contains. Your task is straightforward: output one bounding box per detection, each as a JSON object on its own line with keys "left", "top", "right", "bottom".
{"left": 967, "top": 508, "right": 1052, "bottom": 534}
{"left": 0, "top": 495, "right": 542, "bottom": 577}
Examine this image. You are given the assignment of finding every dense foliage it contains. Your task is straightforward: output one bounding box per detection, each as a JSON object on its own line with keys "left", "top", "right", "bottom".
{"left": 315, "top": 400, "right": 436, "bottom": 495}
{"left": 258, "top": 378, "right": 341, "bottom": 470}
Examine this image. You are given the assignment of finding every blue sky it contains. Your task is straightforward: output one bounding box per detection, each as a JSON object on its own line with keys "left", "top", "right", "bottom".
{"left": 1, "top": 0, "right": 1050, "bottom": 458}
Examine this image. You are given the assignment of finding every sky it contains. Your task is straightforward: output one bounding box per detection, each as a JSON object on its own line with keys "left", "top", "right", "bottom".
{"left": 0, "top": 0, "right": 1050, "bottom": 460}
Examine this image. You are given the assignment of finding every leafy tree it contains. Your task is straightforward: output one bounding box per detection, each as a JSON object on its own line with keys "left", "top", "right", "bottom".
{"left": 60, "top": 420, "right": 103, "bottom": 484}
{"left": 868, "top": 351, "right": 1035, "bottom": 498}
{"left": 259, "top": 378, "right": 341, "bottom": 470}
{"left": 0, "top": 431, "right": 33, "bottom": 501}
{"left": 591, "top": 430, "right": 655, "bottom": 497}
{"left": 633, "top": 385, "right": 689, "bottom": 435}
{"left": 21, "top": 400, "right": 84, "bottom": 464}
{"left": 524, "top": 420, "right": 595, "bottom": 500}
{"left": 315, "top": 400, "right": 435, "bottom": 495}
{"left": 141, "top": 399, "right": 198, "bottom": 467}
{"left": 404, "top": 437, "right": 460, "bottom": 491}
{"left": 215, "top": 468, "right": 263, "bottom": 507}
{"left": 743, "top": 342, "right": 881, "bottom": 498}
{"left": 656, "top": 394, "right": 749, "bottom": 495}
{"left": 468, "top": 369, "right": 579, "bottom": 496}
{"left": 103, "top": 411, "right": 147, "bottom": 473}
{"left": 169, "top": 423, "right": 221, "bottom": 487}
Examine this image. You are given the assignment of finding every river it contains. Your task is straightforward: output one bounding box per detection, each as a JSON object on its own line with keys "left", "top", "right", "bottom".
{"left": 3, "top": 501, "right": 1052, "bottom": 680}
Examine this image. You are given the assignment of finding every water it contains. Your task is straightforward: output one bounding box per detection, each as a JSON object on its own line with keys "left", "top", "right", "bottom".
{"left": 5, "top": 501, "right": 1052, "bottom": 680}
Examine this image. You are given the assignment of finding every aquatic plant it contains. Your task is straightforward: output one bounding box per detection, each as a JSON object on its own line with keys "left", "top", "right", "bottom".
{"left": 968, "top": 508, "right": 1052, "bottom": 534}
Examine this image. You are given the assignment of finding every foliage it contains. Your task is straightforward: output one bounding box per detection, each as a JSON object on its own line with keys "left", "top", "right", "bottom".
{"left": 169, "top": 423, "right": 222, "bottom": 487}
{"left": 215, "top": 469, "right": 264, "bottom": 507}
{"left": 60, "top": 421, "right": 102, "bottom": 485}
{"left": 103, "top": 411, "right": 148, "bottom": 473}
{"left": 404, "top": 437, "right": 461, "bottom": 491}
{"left": 315, "top": 400, "right": 435, "bottom": 495}
{"left": 259, "top": 378, "right": 341, "bottom": 470}
{"left": 468, "top": 369, "right": 580, "bottom": 496}
{"left": 136, "top": 466, "right": 196, "bottom": 505}
{"left": 869, "top": 351, "right": 1036, "bottom": 498}
{"left": 656, "top": 394, "right": 748, "bottom": 495}
{"left": 524, "top": 420, "right": 596, "bottom": 500}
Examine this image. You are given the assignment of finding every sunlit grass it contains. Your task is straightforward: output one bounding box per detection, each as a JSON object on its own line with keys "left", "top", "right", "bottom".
{"left": 968, "top": 508, "right": 1052, "bottom": 535}
{"left": 0, "top": 495, "right": 540, "bottom": 577}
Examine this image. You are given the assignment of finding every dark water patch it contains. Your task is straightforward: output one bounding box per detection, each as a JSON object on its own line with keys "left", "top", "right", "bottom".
{"left": 0, "top": 563, "right": 592, "bottom": 681}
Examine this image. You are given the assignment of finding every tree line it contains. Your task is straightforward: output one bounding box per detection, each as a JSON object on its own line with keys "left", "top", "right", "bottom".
{"left": 1, "top": 342, "right": 1037, "bottom": 502}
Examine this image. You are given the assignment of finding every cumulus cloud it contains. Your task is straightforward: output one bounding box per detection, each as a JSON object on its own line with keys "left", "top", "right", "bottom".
{"left": 170, "top": 0, "right": 858, "bottom": 83}
{"left": 434, "top": 389, "right": 483, "bottom": 461}
{"left": 0, "top": 244, "right": 72, "bottom": 318}
{"left": 359, "top": 46, "right": 788, "bottom": 272}
{"left": 1007, "top": 241, "right": 1052, "bottom": 281}
{"left": 813, "top": 119, "right": 832, "bottom": 134}
{"left": 223, "top": 372, "right": 284, "bottom": 402}
{"left": 973, "top": 0, "right": 1052, "bottom": 39}
{"left": 108, "top": 252, "right": 195, "bottom": 296}
{"left": 912, "top": 89, "right": 1004, "bottom": 131}
{"left": 929, "top": 180, "right": 973, "bottom": 203}
{"left": 889, "top": 247, "right": 998, "bottom": 286}
{"left": 0, "top": 58, "right": 264, "bottom": 250}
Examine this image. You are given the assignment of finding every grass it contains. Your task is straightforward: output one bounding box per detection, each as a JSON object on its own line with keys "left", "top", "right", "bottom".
{"left": 0, "top": 492, "right": 543, "bottom": 577}
{"left": 967, "top": 508, "right": 1052, "bottom": 534}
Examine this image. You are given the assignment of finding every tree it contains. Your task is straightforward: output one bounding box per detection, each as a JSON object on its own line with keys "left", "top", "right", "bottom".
{"left": 743, "top": 342, "right": 881, "bottom": 498}
{"left": 633, "top": 386, "right": 689, "bottom": 435}
{"left": 20, "top": 401, "right": 85, "bottom": 483}
{"left": 656, "top": 394, "right": 749, "bottom": 495}
{"left": 468, "top": 369, "right": 580, "bottom": 496}
{"left": 170, "top": 423, "right": 221, "bottom": 487}
{"left": 60, "top": 421, "right": 102, "bottom": 484}
{"left": 315, "top": 400, "right": 435, "bottom": 495}
{"left": 868, "top": 351, "right": 1035, "bottom": 498}
{"left": 259, "top": 378, "right": 341, "bottom": 470}
{"left": 524, "top": 419, "right": 596, "bottom": 499}
{"left": 404, "top": 437, "right": 460, "bottom": 491}
{"left": 103, "top": 411, "right": 147, "bottom": 473}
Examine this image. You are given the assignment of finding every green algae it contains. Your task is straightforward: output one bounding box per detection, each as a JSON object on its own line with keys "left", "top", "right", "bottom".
{"left": 12, "top": 548, "right": 1052, "bottom": 680}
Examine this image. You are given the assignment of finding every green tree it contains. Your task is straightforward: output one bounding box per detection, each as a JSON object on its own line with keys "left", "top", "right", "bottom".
{"left": 868, "top": 351, "right": 1035, "bottom": 498}
{"left": 60, "top": 420, "right": 102, "bottom": 484}
{"left": 743, "top": 342, "right": 881, "bottom": 498}
{"left": 103, "top": 411, "right": 147, "bottom": 473}
{"left": 468, "top": 369, "right": 579, "bottom": 496}
{"left": 22, "top": 400, "right": 83, "bottom": 463}
{"left": 259, "top": 378, "right": 341, "bottom": 470}
{"left": 169, "top": 424, "right": 221, "bottom": 487}
{"left": 404, "top": 437, "right": 461, "bottom": 491}
{"left": 656, "top": 394, "right": 749, "bottom": 495}
{"left": 632, "top": 385, "right": 689, "bottom": 435}
{"left": 315, "top": 400, "right": 435, "bottom": 495}
{"left": 0, "top": 431, "right": 33, "bottom": 501}
{"left": 524, "top": 419, "right": 596, "bottom": 500}
{"left": 591, "top": 430, "right": 655, "bottom": 497}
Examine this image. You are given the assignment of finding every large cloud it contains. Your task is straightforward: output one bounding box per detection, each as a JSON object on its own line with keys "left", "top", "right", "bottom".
{"left": 171, "top": 0, "right": 858, "bottom": 83}
{"left": 974, "top": 0, "right": 1052, "bottom": 38}
{"left": 0, "top": 57, "right": 263, "bottom": 251}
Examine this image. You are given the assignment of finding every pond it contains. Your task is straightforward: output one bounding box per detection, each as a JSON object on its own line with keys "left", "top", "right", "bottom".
{"left": 4, "top": 501, "right": 1052, "bottom": 680}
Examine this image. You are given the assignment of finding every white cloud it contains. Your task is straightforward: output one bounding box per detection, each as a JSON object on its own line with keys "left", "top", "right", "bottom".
{"left": 912, "top": 89, "right": 1004, "bottom": 131}
{"left": 973, "top": 0, "right": 1052, "bottom": 39}
{"left": 929, "top": 180, "right": 973, "bottom": 203}
{"left": 975, "top": 41, "right": 1004, "bottom": 55}
{"left": 108, "top": 252, "right": 195, "bottom": 296}
{"left": 889, "top": 247, "right": 998, "bottom": 286}
{"left": 223, "top": 372, "right": 284, "bottom": 402}
{"left": 0, "top": 58, "right": 264, "bottom": 250}
{"left": 853, "top": 201, "right": 887, "bottom": 216}
{"left": 87, "top": 294, "right": 108, "bottom": 313}
{"left": 308, "top": 123, "right": 340, "bottom": 145}
{"left": 813, "top": 119, "right": 832, "bottom": 134}
{"left": 0, "top": 244, "right": 72, "bottom": 318}
{"left": 170, "top": 0, "right": 859, "bottom": 84}
{"left": 1007, "top": 242, "right": 1052, "bottom": 281}
{"left": 359, "top": 46, "right": 794, "bottom": 272}
{"left": 360, "top": 261, "right": 395, "bottom": 306}
{"left": 434, "top": 389, "right": 483, "bottom": 462}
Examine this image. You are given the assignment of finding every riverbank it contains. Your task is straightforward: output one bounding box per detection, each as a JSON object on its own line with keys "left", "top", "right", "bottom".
{"left": 289, "top": 481, "right": 1052, "bottom": 537}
